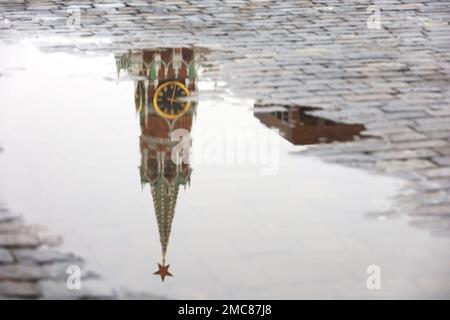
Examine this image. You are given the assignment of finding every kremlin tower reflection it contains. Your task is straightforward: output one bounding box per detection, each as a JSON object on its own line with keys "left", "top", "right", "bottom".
{"left": 116, "top": 48, "right": 199, "bottom": 281}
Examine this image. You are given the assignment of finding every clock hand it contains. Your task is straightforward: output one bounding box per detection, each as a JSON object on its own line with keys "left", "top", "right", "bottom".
{"left": 170, "top": 85, "right": 176, "bottom": 106}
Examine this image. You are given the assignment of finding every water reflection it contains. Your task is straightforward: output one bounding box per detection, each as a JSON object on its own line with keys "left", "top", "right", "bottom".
{"left": 115, "top": 49, "right": 367, "bottom": 282}
{"left": 254, "top": 104, "right": 365, "bottom": 145}
{"left": 116, "top": 48, "right": 198, "bottom": 281}
{"left": 1, "top": 43, "right": 449, "bottom": 298}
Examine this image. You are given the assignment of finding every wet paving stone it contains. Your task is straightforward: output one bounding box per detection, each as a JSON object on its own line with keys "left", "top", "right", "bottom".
{"left": 0, "top": 208, "right": 113, "bottom": 299}
{"left": 0, "top": 249, "right": 14, "bottom": 264}
{"left": 0, "top": 264, "right": 50, "bottom": 281}
{"left": 13, "top": 249, "right": 82, "bottom": 265}
{"left": 0, "top": 281, "right": 40, "bottom": 299}
{"left": 0, "top": 209, "right": 20, "bottom": 223}
{"left": 0, "top": 234, "right": 40, "bottom": 248}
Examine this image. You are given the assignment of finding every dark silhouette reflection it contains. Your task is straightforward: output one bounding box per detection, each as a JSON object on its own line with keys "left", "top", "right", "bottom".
{"left": 116, "top": 48, "right": 199, "bottom": 281}
{"left": 254, "top": 104, "right": 365, "bottom": 145}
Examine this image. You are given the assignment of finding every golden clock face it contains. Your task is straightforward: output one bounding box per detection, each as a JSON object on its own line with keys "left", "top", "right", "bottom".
{"left": 153, "top": 81, "right": 191, "bottom": 119}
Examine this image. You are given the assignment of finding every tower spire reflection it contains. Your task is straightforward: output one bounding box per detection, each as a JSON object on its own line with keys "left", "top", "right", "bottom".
{"left": 116, "top": 48, "right": 198, "bottom": 281}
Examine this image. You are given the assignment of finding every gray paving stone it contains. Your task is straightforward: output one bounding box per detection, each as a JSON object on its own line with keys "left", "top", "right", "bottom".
{"left": 410, "top": 218, "right": 450, "bottom": 237}
{"left": 0, "top": 209, "right": 20, "bottom": 223}
{"left": 432, "top": 157, "right": 450, "bottom": 166}
{"left": 393, "top": 140, "right": 447, "bottom": 150}
{"left": 414, "top": 204, "right": 450, "bottom": 217}
{"left": 425, "top": 131, "right": 450, "bottom": 140}
{"left": 377, "top": 159, "right": 435, "bottom": 173}
{"left": 13, "top": 249, "right": 82, "bottom": 265}
{"left": 0, "top": 234, "right": 40, "bottom": 248}
{"left": 0, "top": 281, "right": 40, "bottom": 298}
{"left": 422, "top": 167, "right": 450, "bottom": 179}
{"left": 433, "top": 147, "right": 450, "bottom": 156}
{"left": 0, "top": 222, "right": 43, "bottom": 234}
{"left": 388, "top": 132, "right": 428, "bottom": 142}
{"left": 416, "top": 118, "right": 450, "bottom": 132}
{"left": 0, "top": 248, "right": 14, "bottom": 264}
{"left": 94, "top": 3, "right": 126, "bottom": 9}
{"left": 416, "top": 179, "right": 450, "bottom": 192}
{"left": 374, "top": 149, "right": 437, "bottom": 160}
{"left": 0, "top": 264, "right": 49, "bottom": 281}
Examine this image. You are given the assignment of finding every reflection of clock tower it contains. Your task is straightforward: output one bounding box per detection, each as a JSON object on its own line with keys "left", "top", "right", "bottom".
{"left": 116, "top": 48, "right": 198, "bottom": 281}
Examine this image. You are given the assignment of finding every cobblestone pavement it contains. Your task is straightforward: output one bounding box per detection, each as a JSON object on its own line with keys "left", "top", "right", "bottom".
{"left": 0, "top": 202, "right": 118, "bottom": 299}
{"left": 0, "top": 0, "right": 449, "bottom": 296}
{"left": 1, "top": 203, "right": 163, "bottom": 299}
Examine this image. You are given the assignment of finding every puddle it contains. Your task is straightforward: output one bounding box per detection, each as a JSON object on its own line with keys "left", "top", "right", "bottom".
{"left": 0, "top": 42, "right": 450, "bottom": 299}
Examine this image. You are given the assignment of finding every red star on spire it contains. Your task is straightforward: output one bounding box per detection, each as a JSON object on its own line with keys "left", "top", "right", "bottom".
{"left": 154, "top": 263, "right": 173, "bottom": 282}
